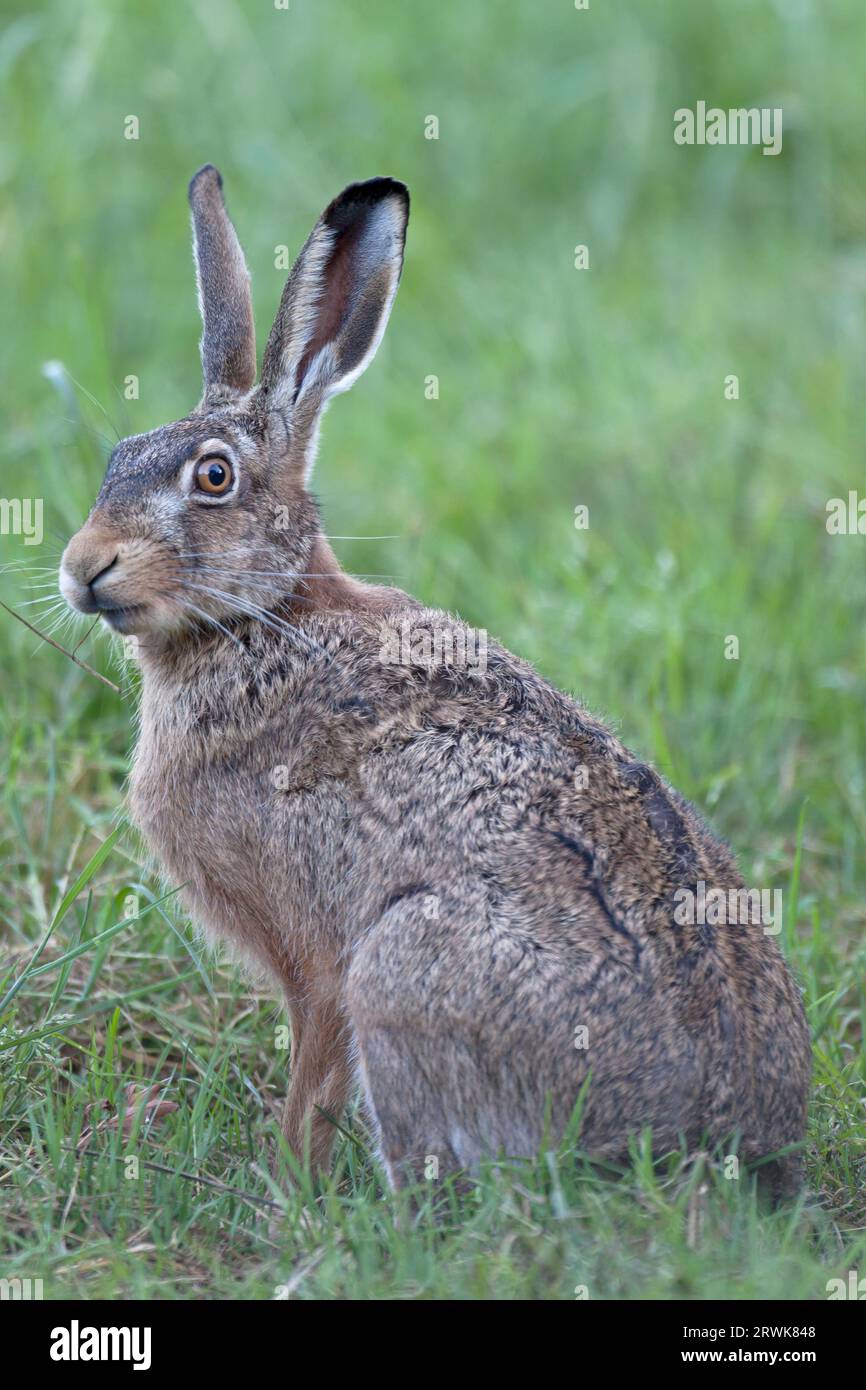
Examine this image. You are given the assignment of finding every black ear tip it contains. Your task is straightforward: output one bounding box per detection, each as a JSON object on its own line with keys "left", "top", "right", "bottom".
{"left": 324, "top": 177, "right": 410, "bottom": 229}
{"left": 188, "top": 164, "right": 223, "bottom": 202}
{"left": 381, "top": 178, "right": 410, "bottom": 214}
{"left": 369, "top": 176, "right": 409, "bottom": 203}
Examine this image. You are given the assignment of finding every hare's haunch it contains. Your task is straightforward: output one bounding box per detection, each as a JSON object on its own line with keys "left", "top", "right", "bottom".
{"left": 60, "top": 168, "right": 810, "bottom": 1193}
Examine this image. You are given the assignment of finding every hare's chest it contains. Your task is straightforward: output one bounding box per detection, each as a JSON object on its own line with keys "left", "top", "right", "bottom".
{"left": 128, "top": 718, "right": 283, "bottom": 968}
{"left": 127, "top": 694, "right": 351, "bottom": 973}
{"left": 129, "top": 744, "right": 229, "bottom": 883}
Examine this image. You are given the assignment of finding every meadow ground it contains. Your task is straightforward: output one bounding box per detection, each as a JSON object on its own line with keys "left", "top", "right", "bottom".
{"left": 0, "top": 0, "right": 864, "bottom": 1299}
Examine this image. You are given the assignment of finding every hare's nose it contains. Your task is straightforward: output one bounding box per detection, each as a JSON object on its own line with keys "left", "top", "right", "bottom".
{"left": 59, "top": 523, "right": 123, "bottom": 612}
{"left": 63, "top": 550, "right": 119, "bottom": 595}
{"left": 86, "top": 554, "right": 119, "bottom": 593}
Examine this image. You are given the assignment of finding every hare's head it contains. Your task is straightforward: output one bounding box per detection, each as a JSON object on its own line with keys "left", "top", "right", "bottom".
{"left": 60, "top": 166, "right": 409, "bottom": 637}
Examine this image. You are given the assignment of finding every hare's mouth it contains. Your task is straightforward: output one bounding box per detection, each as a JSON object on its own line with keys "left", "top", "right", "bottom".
{"left": 98, "top": 603, "right": 146, "bottom": 633}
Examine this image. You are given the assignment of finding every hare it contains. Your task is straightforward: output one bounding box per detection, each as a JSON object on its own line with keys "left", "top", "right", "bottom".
{"left": 60, "top": 166, "right": 810, "bottom": 1194}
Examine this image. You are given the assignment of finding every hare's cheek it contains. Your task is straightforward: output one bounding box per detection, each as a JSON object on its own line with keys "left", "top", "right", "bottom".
{"left": 158, "top": 598, "right": 191, "bottom": 629}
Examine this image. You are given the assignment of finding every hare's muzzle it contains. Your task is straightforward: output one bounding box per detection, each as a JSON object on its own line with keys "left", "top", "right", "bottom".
{"left": 60, "top": 521, "right": 150, "bottom": 633}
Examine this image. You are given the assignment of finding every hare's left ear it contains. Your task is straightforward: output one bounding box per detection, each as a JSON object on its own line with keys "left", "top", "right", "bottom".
{"left": 258, "top": 177, "right": 409, "bottom": 419}
{"left": 189, "top": 165, "right": 257, "bottom": 395}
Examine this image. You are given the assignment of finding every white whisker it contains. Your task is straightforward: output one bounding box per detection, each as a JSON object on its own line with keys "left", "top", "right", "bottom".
{"left": 181, "top": 582, "right": 328, "bottom": 661}
{"left": 178, "top": 598, "right": 248, "bottom": 651}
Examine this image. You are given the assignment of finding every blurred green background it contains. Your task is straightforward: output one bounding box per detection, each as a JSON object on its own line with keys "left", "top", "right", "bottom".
{"left": 0, "top": 0, "right": 864, "bottom": 1299}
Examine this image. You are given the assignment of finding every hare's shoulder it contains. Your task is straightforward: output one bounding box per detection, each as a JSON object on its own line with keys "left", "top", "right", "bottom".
{"left": 313, "top": 604, "right": 683, "bottom": 793}
{"left": 322, "top": 606, "right": 744, "bottom": 888}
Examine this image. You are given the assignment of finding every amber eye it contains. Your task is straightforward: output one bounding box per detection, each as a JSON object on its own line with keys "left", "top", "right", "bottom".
{"left": 194, "top": 456, "right": 234, "bottom": 495}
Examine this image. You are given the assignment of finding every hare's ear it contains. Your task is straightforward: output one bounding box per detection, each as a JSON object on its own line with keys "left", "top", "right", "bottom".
{"left": 188, "top": 165, "right": 256, "bottom": 395}
{"left": 258, "top": 177, "right": 409, "bottom": 419}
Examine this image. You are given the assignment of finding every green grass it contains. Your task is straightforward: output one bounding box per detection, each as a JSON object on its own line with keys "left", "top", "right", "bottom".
{"left": 1, "top": 0, "right": 864, "bottom": 1299}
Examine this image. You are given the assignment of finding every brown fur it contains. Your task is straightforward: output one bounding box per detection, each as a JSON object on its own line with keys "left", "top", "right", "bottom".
{"left": 60, "top": 169, "right": 810, "bottom": 1194}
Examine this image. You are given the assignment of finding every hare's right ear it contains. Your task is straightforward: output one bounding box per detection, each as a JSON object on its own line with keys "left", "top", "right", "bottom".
{"left": 189, "top": 165, "right": 256, "bottom": 396}
{"left": 258, "top": 178, "right": 409, "bottom": 431}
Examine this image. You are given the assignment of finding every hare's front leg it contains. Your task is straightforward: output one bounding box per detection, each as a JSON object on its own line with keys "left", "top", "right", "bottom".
{"left": 279, "top": 980, "right": 353, "bottom": 1175}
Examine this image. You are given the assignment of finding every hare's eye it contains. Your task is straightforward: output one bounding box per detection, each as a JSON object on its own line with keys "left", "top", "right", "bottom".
{"left": 194, "top": 456, "right": 233, "bottom": 495}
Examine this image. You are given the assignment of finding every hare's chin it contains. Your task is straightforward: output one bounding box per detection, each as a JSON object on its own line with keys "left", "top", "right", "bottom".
{"left": 112, "top": 601, "right": 202, "bottom": 639}
{"left": 98, "top": 604, "right": 148, "bottom": 634}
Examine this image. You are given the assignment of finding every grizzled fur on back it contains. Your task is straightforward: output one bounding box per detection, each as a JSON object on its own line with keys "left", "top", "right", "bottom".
{"left": 61, "top": 167, "right": 810, "bottom": 1195}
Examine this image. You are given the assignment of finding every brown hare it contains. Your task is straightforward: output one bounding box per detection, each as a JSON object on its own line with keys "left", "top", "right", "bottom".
{"left": 60, "top": 166, "right": 810, "bottom": 1195}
